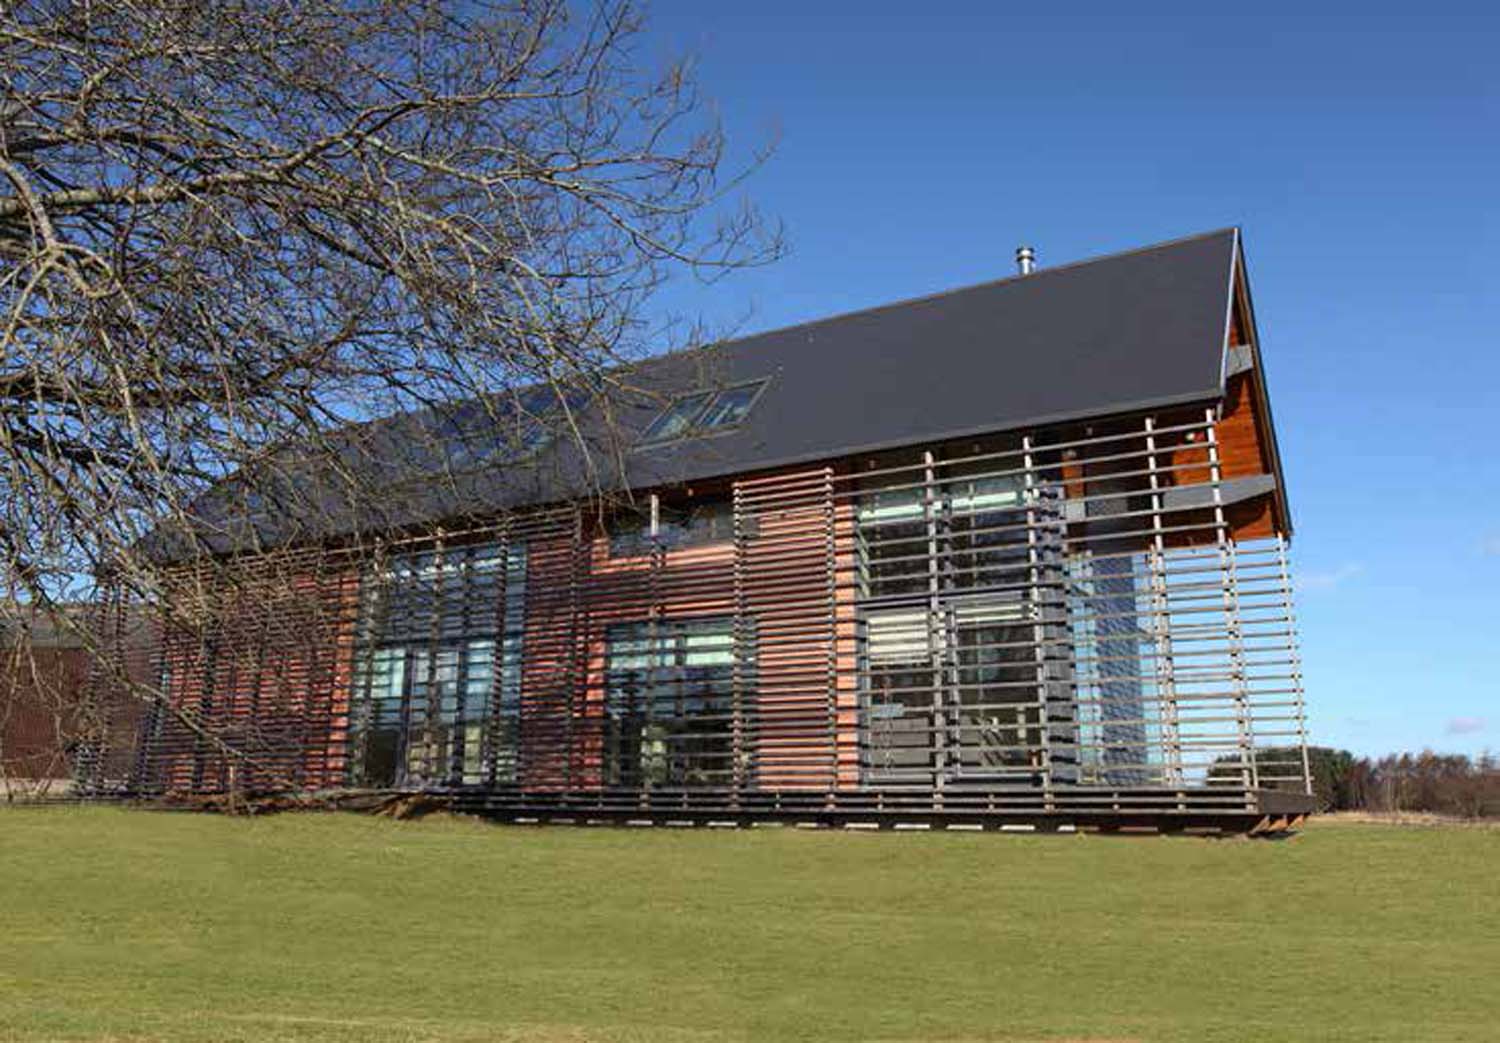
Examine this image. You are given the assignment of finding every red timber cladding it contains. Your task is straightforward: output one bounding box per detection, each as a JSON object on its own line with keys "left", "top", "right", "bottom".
{"left": 1215, "top": 370, "right": 1280, "bottom": 539}
{"left": 1117, "top": 386, "right": 1275, "bottom": 550}
{"left": 1151, "top": 288, "right": 1282, "bottom": 544}
{"left": 1051, "top": 394, "right": 1280, "bottom": 553}
{"left": 734, "top": 468, "right": 840, "bottom": 791}
{"left": 516, "top": 527, "right": 586, "bottom": 791}
{"left": 0, "top": 644, "right": 91, "bottom": 780}
{"left": 157, "top": 562, "right": 358, "bottom": 793}
{"left": 536, "top": 468, "right": 846, "bottom": 795}
{"left": 572, "top": 533, "right": 735, "bottom": 790}
{"left": 832, "top": 496, "right": 861, "bottom": 789}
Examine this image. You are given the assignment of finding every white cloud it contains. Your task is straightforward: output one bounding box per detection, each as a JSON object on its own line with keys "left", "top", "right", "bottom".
{"left": 1298, "top": 562, "right": 1365, "bottom": 592}
{"left": 1446, "top": 716, "right": 1486, "bottom": 736}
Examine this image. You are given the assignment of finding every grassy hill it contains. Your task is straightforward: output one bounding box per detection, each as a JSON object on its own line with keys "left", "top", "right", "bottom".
{"left": 1, "top": 808, "right": 1494, "bottom": 1042}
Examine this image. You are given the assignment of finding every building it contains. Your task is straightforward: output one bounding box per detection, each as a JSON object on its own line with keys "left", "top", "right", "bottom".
{"left": 2, "top": 604, "right": 153, "bottom": 795}
{"left": 110, "top": 229, "right": 1313, "bottom": 830}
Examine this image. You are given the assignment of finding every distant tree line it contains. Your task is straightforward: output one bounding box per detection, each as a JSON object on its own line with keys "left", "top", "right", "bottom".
{"left": 1237, "top": 747, "right": 1499, "bottom": 818}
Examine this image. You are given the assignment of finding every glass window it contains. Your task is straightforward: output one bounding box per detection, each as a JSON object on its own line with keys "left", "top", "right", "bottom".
{"left": 349, "top": 541, "right": 527, "bottom": 787}
{"left": 640, "top": 392, "right": 711, "bottom": 444}
{"left": 605, "top": 513, "right": 649, "bottom": 557}
{"left": 855, "top": 472, "right": 1029, "bottom": 598}
{"left": 603, "top": 618, "right": 740, "bottom": 789}
{"left": 698, "top": 382, "right": 765, "bottom": 429}
{"left": 949, "top": 475, "right": 1023, "bottom": 513}
{"left": 945, "top": 475, "right": 1028, "bottom": 593}
{"left": 609, "top": 498, "right": 736, "bottom": 556}
{"left": 511, "top": 385, "right": 588, "bottom": 457}
{"left": 861, "top": 597, "right": 1035, "bottom": 783}
{"left": 637, "top": 380, "right": 768, "bottom": 446}
{"left": 951, "top": 608, "right": 1042, "bottom": 777}
{"left": 432, "top": 386, "right": 590, "bottom": 473}
{"left": 862, "top": 607, "right": 936, "bottom": 778}
{"left": 664, "top": 500, "right": 736, "bottom": 547}
{"left": 858, "top": 484, "right": 924, "bottom": 523}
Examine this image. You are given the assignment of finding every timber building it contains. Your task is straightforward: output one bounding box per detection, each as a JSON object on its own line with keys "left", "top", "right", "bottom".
{"left": 111, "top": 228, "right": 1313, "bottom": 831}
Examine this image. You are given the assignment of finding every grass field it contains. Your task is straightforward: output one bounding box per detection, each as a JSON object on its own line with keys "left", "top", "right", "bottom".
{"left": 1, "top": 809, "right": 1495, "bottom": 1042}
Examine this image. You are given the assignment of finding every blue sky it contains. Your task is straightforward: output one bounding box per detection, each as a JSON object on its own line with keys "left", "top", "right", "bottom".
{"left": 638, "top": 2, "right": 1498, "bottom": 757}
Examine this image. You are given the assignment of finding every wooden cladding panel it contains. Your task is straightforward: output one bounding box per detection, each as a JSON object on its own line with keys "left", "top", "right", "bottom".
{"left": 574, "top": 535, "right": 737, "bottom": 792}
{"left": 1225, "top": 497, "right": 1276, "bottom": 542}
{"left": 155, "top": 564, "right": 358, "bottom": 794}
{"left": 734, "top": 469, "right": 839, "bottom": 792}
{"left": 128, "top": 385, "right": 1296, "bottom": 806}
{"left": 1216, "top": 372, "right": 1272, "bottom": 482}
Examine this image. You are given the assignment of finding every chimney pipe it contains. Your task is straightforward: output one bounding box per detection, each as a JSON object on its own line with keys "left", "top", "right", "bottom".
{"left": 1015, "top": 245, "right": 1036, "bottom": 276}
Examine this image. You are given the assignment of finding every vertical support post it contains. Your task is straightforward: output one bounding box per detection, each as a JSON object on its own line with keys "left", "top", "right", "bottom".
{"left": 348, "top": 538, "right": 382, "bottom": 787}
{"left": 1276, "top": 533, "right": 1312, "bottom": 796}
{"left": 75, "top": 586, "right": 116, "bottom": 797}
{"left": 305, "top": 558, "right": 333, "bottom": 792}
{"left": 644, "top": 499, "right": 663, "bottom": 804}
{"left": 417, "top": 531, "right": 446, "bottom": 788}
{"left": 1022, "top": 434, "right": 1054, "bottom": 808}
{"left": 188, "top": 581, "right": 218, "bottom": 796}
{"left": 245, "top": 568, "right": 274, "bottom": 792}
{"left": 1205, "top": 410, "right": 1255, "bottom": 795}
{"left": 564, "top": 508, "right": 585, "bottom": 797}
{"left": 1143, "top": 416, "right": 1183, "bottom": 787}
{"left": 731, "top": 481, "right": 748, "bottom": 805}
{"left": 482, "top": 526, "right": 508, "bottom": 788}
{"left": 448, "top": 544, "right": 471, "bottom": 786}
{"left": 850, "top": 476, "right": 875, "bottom": 789}
{"left": 822, "top": 467, "right": 839, "bottom": 803}
{"left": 132, "top": 581, "right": 167, "bottom": 795}
{"left": 922, "top": 450, "right": 946, "bottom": 796}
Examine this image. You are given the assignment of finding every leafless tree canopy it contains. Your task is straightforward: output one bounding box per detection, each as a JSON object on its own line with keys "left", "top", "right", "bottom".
{"left": 0, "top": 0, "right": 777, "bottom": 791}
{"left": 1, "top": 0, "right": 775, "bottom": 589}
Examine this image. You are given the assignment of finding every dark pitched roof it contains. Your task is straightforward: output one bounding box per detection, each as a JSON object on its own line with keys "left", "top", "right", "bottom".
{"left": 620, "top": 227, "right": 1238, "bottom": 485}
{"left": 157, "top": 228, "right": 1241, "bottom": 559}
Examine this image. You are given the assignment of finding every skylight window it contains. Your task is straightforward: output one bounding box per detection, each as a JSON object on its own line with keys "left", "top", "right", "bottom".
{"left": 640, "top": 391, "right": 712, "bottom": 444}
{"left": 430, "top": 385, "right": 590, "bottom": 473}
{"left": 637, "top": 379, "right": 768, "bottom": 447}
{"left": 511, "top": 385, "right": 583, "bottom": 456}
{"left": 698, "top": 382, "right": 763, "bottom": 429}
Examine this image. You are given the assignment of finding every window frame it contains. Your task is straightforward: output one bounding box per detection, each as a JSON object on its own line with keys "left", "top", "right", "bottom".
{"left": 634, "top": 378, "right": 770, "bottom": 449}
{"left": 602, "top": 616, "right": 740, "bottom": 789}
{"left": 637, "top": 391, "right": 714, "bottom": 446}
{"left": 432, "top": 386, "right": 590, "bottom": 474}
{"left": 607, "top": 496, "right": 736, "bottom": 557}
{"left": 696, "top": 380, "right": 768, "bottom": 431}
{"left": 349, "top": 541, "right": 527, "bottom": 788}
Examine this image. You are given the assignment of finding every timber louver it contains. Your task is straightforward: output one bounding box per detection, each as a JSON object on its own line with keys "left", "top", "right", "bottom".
{"left": 104, "top": 408, "right": 1308, "bottom": 826}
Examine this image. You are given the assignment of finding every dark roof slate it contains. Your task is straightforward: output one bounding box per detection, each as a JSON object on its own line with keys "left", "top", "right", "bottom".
{"left": 157, "top": 228, "right": 1241, "bottom": 560}
{"left": 621, "top": 227, "right": 1238, "bottom": 485}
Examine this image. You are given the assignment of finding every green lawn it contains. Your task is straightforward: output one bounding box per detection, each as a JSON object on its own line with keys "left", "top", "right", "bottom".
{"left": 0, "top": 809, "right": 1495, "bottom": 1043}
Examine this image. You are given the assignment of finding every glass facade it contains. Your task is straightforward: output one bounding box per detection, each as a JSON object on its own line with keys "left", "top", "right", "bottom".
{"left": 856, "top": 465, "right": 1066, "bottom": 785}
{"left": 602, "top": 618, "right": 738, "bottom": 788}
{"left": 349, "top": 542, "right": 526, "bottom": 787}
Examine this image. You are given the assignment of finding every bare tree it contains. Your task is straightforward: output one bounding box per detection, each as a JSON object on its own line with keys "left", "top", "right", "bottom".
{"left": 0, "top": 0, "right": 778, "bottom": 796}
